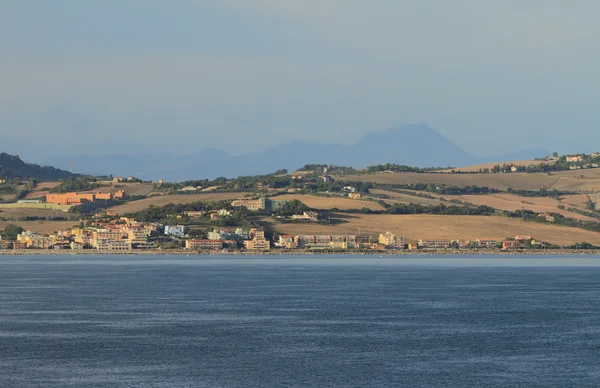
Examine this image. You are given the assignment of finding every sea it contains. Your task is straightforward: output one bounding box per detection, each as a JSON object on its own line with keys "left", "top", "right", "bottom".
{"left": 1, "top": 255, "right": 600, "bottom": 387}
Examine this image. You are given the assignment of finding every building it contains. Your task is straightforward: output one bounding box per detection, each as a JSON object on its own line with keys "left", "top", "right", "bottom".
{"left": 185, "top": 211, "right": 206, "bottom": 218}
{"left": 165, "top": 225, "right": 185, "bottom": 237}
{"left": 232, "top": 198, "right": 266, "bottom": 211}
{"left": 378, "top": 232, "right": 405, "bottom": 249}
{"left": 46, "top": 192, "right": 96, "bottom": 205}
{"left": 231, "top": 198, "right": 289, "bottom": 212}
{"left": 244, "top": 238, "right": 271, "bottom": 250}
{"left": 114, "top": 190, "right": 126, "bottom": 199}
{"left": 348, "top": 192, "right": 362, "bottom": 199}
{"left": 12, "top": 241, "right": 26, "bottom": 250}
{"left": 45, "top": 190, "right": 124, "bottom": 206}
{"left": 502, "top": 240, "right": 522, "bottom": 251}
{"left": 417, "top": 239, "right": 452, "bottom": 249}
{"left": 475, "top": 239, "right": 498, "bottom": 249}
{"left": 514, "top": 235, "right": 532, "bottom": 241}
{"left": 510, "top": 166, "right": 518, "bottom": 172}
{"left": 249, "top": 228, "right": 265, "bottom": 239}
{"left": 93, "top": 229, "right": 124, "bottom": 240}
{"left": 291, "top": 211, "right": 319, "bottom": 221}
{"left": 185, "top": 240, "right": 223, "bottom": 250}
{"left": 95, "top": 239, "right": 132, "bottom": 250}
{"left": 277, "top": 235, "right": 297, "bottom": 249}
{"left": 244, "top": 228, "right": 270, "bottom": 250}
{"left": 566, "top": 155, "right": 584, "bottom": 163}
{"left": 322, "top": 176, "right": 332, "bottom": 183}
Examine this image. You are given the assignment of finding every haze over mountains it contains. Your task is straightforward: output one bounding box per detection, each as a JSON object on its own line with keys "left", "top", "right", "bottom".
{"left": 44, "top": 125, "right": 548, "bottom": 181}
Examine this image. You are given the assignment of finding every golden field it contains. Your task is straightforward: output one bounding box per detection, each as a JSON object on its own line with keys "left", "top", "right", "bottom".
{"left": 339, "top": 172, "right": 558, "bottom": 191}
{"left": 267, "top": 214, "right": 600, "bottom": 246}
{"left": 268, "top": 194, "right": 384, "bottom": 211}
{"left": 0, "top": 207, "right": 77, "bottom": 220}
{"left": 108, "top": 192, "right": 250, "bottom": 214}
{"left": 0, "top": 220, "right": 76, "bottom": 235}
{"left": 340, "top": 171, "right": 600, "bottom": 192}
{"left": 424, "top": 192, "right": 595, "bottom": 221}
{"left": 440, "top": 160, "right": 548, "bottom": 173}
{"left": 368, "top": 189, "right": 446, "bottom": 206}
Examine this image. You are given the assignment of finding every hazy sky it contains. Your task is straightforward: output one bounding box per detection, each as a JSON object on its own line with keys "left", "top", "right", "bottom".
{"left": 1, "top": 0, "right": 599, "bottom": 161}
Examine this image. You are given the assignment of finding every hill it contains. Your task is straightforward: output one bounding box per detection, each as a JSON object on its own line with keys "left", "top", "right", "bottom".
{"left": 266, "top": 214, "right": 600, "bottom": 246}
{"left": 44, "top": 124, "right": 547, "bottom": 181}
{"left": 0, "top": 152, "right": 75, "bottom": 180}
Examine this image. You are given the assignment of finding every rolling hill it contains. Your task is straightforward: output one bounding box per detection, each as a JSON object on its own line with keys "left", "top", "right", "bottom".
{"left": 0, "top": 152, "right": 76, "bottom": 180}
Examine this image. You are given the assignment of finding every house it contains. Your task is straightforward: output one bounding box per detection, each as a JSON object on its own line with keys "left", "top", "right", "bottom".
{"left": 322, "top": 176, "right": 332, "bottom": 183}
{"left": 348, "top": 192, "right": 362, "bottom": 199}
{"left": 510, "top": 166, "right": 518, "bottom": 172}
{"left": 566, "top": 155, "right": 583, "bottom": 163}
{"left": 538, "top": 213, "right": 555, "bottom": 222}
{"left": 0, "top": 240, "right": 12, "bottom": 249}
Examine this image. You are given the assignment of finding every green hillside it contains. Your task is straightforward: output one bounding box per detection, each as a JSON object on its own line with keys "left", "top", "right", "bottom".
{"left": 0, "top": 152, "right": 76, "bottom": 180}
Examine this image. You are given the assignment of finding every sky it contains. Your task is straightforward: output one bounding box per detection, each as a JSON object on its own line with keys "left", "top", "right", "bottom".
{"left": 1, "top": 0, "right": 599, "bottom": 162}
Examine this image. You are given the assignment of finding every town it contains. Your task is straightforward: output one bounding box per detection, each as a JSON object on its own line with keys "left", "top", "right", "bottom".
{"left": 2, "top": 150, "right": 600, "bottom": 254}
{"left": 0, "top": 195, "right": 555, "bottom": 253}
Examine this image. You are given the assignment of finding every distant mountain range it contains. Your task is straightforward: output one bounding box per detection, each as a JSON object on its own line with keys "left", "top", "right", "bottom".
{"left": 0, "top": 152, "right": 75, "bottom": 180}
{"left": 44, "top": 124, "right": 548, "bottom": 181}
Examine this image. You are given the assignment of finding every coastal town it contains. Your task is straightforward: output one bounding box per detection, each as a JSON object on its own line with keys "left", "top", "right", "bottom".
{"left": 0, "top": 193, "right": 556, "bottom": 253}
{"left": 2, "top": 150, "right": 600, "bottom": 254}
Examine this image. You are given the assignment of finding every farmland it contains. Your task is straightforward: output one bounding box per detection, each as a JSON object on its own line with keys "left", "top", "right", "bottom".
{"left": 339, "top": 172, "right": 559, "bottom": 191}
{"left": 368, "top": 189, "right": 446, "bottom": 206}
{"left": 108, "top": 192, "right": 251, "bottom": 214}
{"left": 0, "top": 207, "right": 78, "bottom": 220}
{"left": 422, "top": 192, "right": 595, "bottom": 221}
{"left": 0, "top": 220, "right": 76, "bottom": 235}
{"left": 440, "top": 160, "right": 547, "bottom": 173}
{"left": 268, "top": 194, "right": 384, "bottom": 211}
{"left": 267, "top": 214, "right": 600, "bottom": 246}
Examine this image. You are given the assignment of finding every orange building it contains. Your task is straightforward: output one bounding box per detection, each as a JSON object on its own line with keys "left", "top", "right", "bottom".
{"left": 46, "top": 190, "right": 125, "bottom": 205}
{"left": 46, "top": 192, "right": 96, "bottom": 205}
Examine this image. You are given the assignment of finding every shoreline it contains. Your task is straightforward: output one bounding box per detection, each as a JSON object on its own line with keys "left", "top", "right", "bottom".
{"left": 2, "top": 249, "right": 600, "bottom": 256}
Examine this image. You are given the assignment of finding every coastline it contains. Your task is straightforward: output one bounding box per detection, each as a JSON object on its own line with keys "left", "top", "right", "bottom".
{"left": 1, "top": 249, "right": 600, "bottom": 256}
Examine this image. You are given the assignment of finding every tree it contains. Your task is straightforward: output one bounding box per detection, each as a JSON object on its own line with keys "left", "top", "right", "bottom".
{"left": 0, "top": 224, "right": 24, "bottom": 240}
{"left": 552, "top": 151, "right": 559, "bottom": 158}
{"left": 585, "top": 197, "right": 596, "bottom": 211}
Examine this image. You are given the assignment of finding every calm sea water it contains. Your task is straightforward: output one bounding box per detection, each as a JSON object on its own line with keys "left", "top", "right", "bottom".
{"left": 1, "top": 255, "right": 600, "bottom": 387}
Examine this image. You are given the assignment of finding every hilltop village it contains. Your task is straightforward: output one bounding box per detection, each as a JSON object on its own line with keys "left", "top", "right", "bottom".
{"left": 2, "top": 152, "right": 600, "bottom": 253}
